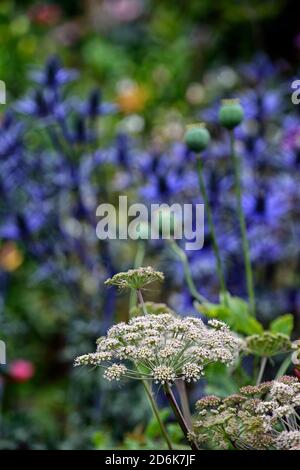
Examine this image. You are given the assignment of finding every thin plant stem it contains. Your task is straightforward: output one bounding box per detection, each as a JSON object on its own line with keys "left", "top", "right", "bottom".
{"left": 196, "top": 156, "right": 226, "bottom": 294}
{"left": 163, "top": 384, "right": 199, "bottom": 451}
{"left": 137, "top": 289, "right": 148, "bottom": 315}
{"left": 129, "top": 241, "right": 146, "bottom": 313}
{"left": 175, "top": 379, "right": 193, "bottom": 431}
{"left": 168, "top": 239, "right": 208, "bottom": 304}
{"left": 229, "top": 132, "right": 256, "bottom": 316}
{"left": 142, "top": 379, "right": 173, "bottom": 450}
{"left": 135, "top": 291, "right": 173, "bottom": 450}
{"left": 256, "top": 356, "right": 267, "bottom": 385}
{"left": 275, "top": 353, "right": 292, "bottom": 379}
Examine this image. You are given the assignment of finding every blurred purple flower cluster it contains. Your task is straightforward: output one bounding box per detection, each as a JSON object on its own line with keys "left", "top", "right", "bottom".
{"left": 1, "top": 55, "right": 300, "bottom": 331}
{"left": 129, "top": 56, "right": 300, "bottom": 324}
{"left": 0, "top": 57, "right": 122, "bottom": 332}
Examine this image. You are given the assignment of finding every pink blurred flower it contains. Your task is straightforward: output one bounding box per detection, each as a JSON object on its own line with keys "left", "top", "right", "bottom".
{"left": 9, "top": 360, "right": 35, "bottom": 383}
{"left": 103, "top": 0, "right": 144, "bottom": 23}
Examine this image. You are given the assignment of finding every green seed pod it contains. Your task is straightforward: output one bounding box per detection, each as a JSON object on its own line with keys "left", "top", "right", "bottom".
{"left": 218, "top": 99, "right": 244, "bottom": 129}
{"left": 184, "top": 123, "right": 210, "bottom": 152}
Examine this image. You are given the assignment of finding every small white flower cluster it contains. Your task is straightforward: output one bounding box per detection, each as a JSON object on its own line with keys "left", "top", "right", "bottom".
{"left": 75, "top": 313, "right": 242, "bottom": 385}
{"left": 153, "top": 365, "right": 176, "bottom": 384}
{"left": 103, "top": 364, "right": 127, "bottom": 382}
{"left": 194, "top": 376, "right": 300, "bottom": 450}
{"left": 208, "top": 319, "right": 228, "bottom": 331}
{"left": 292, "top": 339, "right": 300, "bottom": 365}
{"left": 74, "top": 351, "right": 112, "bottom": 366}
{"left": 269, "top": 379, "right": 300, "bottom": 409}
{"left": 182, "top": 363, "right": 203, "bottom": 382}
{"left": 256, "top": 378, "right": 300, "bottom": 445}
{"left": 275, "top": 431, "right": 300, "bottom": 450}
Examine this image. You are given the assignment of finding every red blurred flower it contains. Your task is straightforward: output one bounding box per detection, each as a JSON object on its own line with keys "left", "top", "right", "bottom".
{"left": 9, "top": 360, "right": 35, "bottom": 383}
{"left": 29, "top": 3, "right": 62, "bottom": 27}
{"left": 294, "top": 367, "right": 300, "bottom": 380}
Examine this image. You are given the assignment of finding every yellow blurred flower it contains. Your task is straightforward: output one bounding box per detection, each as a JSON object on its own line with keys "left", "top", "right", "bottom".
{"left": 0, "top": 242, "right": 23, "bottom": 272}
{"left": 117, "top": 82, "right": 148, "bottom": 114}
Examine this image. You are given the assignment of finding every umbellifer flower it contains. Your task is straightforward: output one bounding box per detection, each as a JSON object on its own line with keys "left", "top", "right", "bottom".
{"left": 75, "top": 312, "right": 242, "bottom": 385}
{"left": 194, "top": 376, "right": 300, "bottom": 450}
{"left": 275, "top": 431, "right": 300, "bottom": 450}
{"left": 104, "top": 266, "right": 164, "bottom": 290}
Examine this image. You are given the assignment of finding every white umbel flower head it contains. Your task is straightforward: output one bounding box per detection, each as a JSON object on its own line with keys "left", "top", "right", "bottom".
{"left": 75, "top": 309, "right": 242, "bottom": 385}
{"left": 275, "top": 431, "right": 300, "bottom": 450}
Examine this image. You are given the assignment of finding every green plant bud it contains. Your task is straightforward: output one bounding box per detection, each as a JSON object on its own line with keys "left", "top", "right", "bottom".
{"left": 246, "top": 331, "right": 292, "bottom": 357}
{"left": 184, "top": 123, "right": 210, "bottom": 152}
{"left": 218, "top": 99, "right": 244, "bottom": 129}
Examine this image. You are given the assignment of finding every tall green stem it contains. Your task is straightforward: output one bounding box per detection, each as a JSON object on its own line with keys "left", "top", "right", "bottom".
{"left": 256, "top": 356, "right": 267, "bottom": 385}
{"left": 196, "top": 156, "right": 226, "bottom": 294}
{"left": 275, "top": 354, "right": 292, "bottom": 379}
{"left": 136, "top": 290, "right": 173, "bottom": 449}
{"left": 168, "top": 239, "right": 207, "bottom": 304}
{"left": 129, "top": 241, "right": 146, "bottom": 312}
{"left": 137, "top": 289, "right": 148, "bottom": 315}
{"left": 142, "top": 380, "right": 173, "bottom": 450}
{"left": 229, "top": 132, "right": 256, "bottom": 316}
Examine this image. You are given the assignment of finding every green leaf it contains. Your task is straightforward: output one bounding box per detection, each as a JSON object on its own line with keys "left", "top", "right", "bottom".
{"left": 92, "top": 431, "right": 110, "bottom": 449}
{"left": 270, "top": 314, "right": 294, "bottom": 337}
{"left": 145, "top": 408, "right": 170, "bottom": 439}
{"left": 194, "top": 300, "right": 230, "bottom": 322}
{"left": 204, "top": 363, "right": 239, "bottom": 396}
{"left": 166, "top": 423, "right": 184, "bottom": 443}
{"left": 195, "top": 291, "right": 263, "bottom": 336}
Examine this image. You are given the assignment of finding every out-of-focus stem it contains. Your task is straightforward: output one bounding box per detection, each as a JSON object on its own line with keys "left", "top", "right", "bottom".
{"left": 175, "top": 379, "right": 193, "bottom": 431}
{"left": 129, "top": 241, "right": 146, "bottom": 313}
{"left": 196, "top": 156, "right": 226, "bottom": 294}
{"left": 142, "top": 379, "right": 173, "bottom": 450}
{"left": 229, "top": 132, "right": 256, "bottom": 316}
{"left": 275, "top": 354, "right": 292, "bottom": 379}
{"left": 168, "top": 239, "right": 207, "bottom": 304}
{"left": 163, "top": 384, "right": 199, "bottom": 451}
{"left": 256, "top": 356, "right": 267, "bottom": 385}
{"left": 137, "top": 289, "right": 147, "bottom": 315}
{"left": 135, "top": 292, "right": 173, "bottom": 450}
